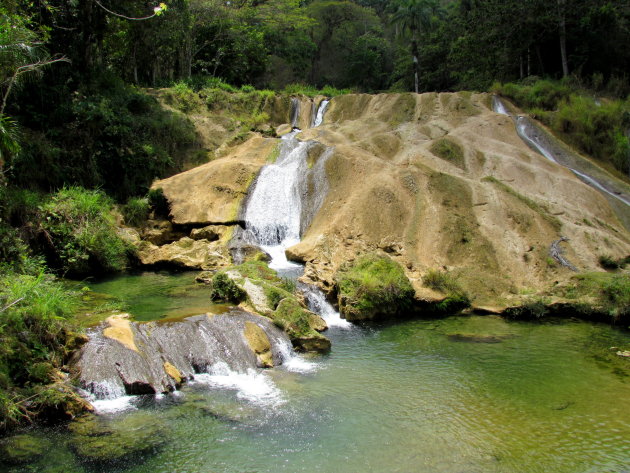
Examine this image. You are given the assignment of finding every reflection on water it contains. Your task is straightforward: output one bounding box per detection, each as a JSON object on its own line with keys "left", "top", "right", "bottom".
{"left": 6, "top": 311, "right": 630, "bottom": 473}
{"left": 83, "top": 271, "right": 229, "bottom": 322}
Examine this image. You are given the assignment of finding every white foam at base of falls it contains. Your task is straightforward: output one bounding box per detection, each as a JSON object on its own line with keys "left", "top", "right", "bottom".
{"left": 302, "top": 285, "right": 352, "bottom": 329}
{"left": 275, "top": 338, "right": 319, "bottom": 373}
{"left": 193, "top": 363, "right": 284, "bottom": 406}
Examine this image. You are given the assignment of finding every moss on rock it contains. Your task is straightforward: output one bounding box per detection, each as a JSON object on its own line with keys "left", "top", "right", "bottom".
{"left": 69, "top": 412, "right": 168, "bottom": 465}
{"left": 272, "top": 298, "right": 331, "bottom": 353}
{"left": 0, "top": 434, "right": 50, "bottom": 465}
{"left": 335, "top": 253, "right": 415, "bottom": 321}
{"left": 210, "top": 272, "right": 246, "bottom": 303}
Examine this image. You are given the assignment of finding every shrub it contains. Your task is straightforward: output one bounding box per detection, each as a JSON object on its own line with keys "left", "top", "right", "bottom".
{"left": 423, "top": 269, "right": 471, "bottom": 313}
{"left": 598, "top": 255, "right": 620, "bottom": 270}
{"left": 336, "top": 253, "right": 415, "bottom": 320}
{"left": 122, "top": 197, "right": 150, "bottom": 227}
{"left": 600, "top": 274, "right": 630, "bottom": 321}
{"left": 0, "top": 270, "right": 82, "bottom": 431}
{"left": 210, "top": 272, "right": 246, "bottom": 303}
{"left": 147, "top": 188, "right": 169, "bottom": 218}
{"left": 40, "top": 187, "right": 130, "bottom": 275}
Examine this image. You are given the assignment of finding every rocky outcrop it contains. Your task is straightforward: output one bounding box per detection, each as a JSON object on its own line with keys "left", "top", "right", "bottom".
{"left": 136, "top": 237, "right": 230, "bottom": 270}
{"left": 74, "top": 310, "right": 292, "bottom": 399}
{"left": 146, "top": 91, "right": 630, "bottom": 309}
{"left": 206, "top": 262, "right": 331, "bottom": 352}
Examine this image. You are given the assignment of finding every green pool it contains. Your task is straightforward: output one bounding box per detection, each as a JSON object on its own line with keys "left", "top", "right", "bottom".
{"left": 5, "top": 274, "right": 630, "bottom": 473}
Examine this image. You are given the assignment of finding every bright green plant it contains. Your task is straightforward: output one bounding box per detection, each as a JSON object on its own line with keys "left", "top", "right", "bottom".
{"left": 40, "top": 187, "right": 130, "bottom": 275}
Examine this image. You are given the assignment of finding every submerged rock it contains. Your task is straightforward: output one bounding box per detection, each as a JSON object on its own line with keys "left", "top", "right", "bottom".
{"left": 447, "top": 333, "right": 509, "bottom": 343}
{"left": 69, "top": 412, "right": 167, "bottom": 465}
{"left": 0, "top": 434, "right": 50, "bottom": 465}
{"left": 74, "top": 309, "right": 291, "bottom": 399}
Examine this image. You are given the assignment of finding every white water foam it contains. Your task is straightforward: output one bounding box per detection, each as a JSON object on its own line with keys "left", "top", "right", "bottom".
{"left": 89, "top": 395, "right": 137, "bottom": 414}
{"left": 303, "top": 285, "right": 352, "bottom": 329}
{"left": 275, "top": 339, "right": 319, "bottom": 373}
{"left": 192, "top": 363, "right": 283, "bottom": 405}
{"left": 313, "top": 99, "right": 329, "bottom": 127}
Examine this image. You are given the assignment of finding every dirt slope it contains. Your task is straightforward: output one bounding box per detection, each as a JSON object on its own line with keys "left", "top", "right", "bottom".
{"left": 152, "top": 92, "right": 630, "bottom": 307}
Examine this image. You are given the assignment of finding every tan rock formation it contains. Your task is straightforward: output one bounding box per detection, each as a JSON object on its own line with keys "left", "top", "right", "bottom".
{"left": 290, "top": 92, "right": 630, "bottom": 305}
{"left": 103, "top": 314, "right": 137, "bottom": 352}
{"left": 243, "top": 321, "right": 273, "bottom": 367}
{"left": 151, "top": 92, "right": 630, "bottom": 306}
{"left": 136, "top": 237, "right": 230, "bottom": 270}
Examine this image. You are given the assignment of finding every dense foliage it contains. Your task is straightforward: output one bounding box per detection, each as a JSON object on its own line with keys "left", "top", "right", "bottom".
{"left": 0, "top": 268, "right": 84, "bottom": 431}
{"left": 494, "top": 79, "right": 630, "bottom": 175}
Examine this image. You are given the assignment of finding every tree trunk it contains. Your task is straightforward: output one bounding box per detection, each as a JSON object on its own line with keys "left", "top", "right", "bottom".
{"left": 557, "top": 0, "right": 569, "bottom": 77}
{"left": 411, "top": 32, "right": 419, "bottom": 94}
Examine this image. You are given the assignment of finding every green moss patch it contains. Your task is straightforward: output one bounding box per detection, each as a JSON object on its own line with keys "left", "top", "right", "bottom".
{"left": 430, "top": 138, "right": 465, "bottom": 169}
{"left": 271, "top": 298, "right": 330, "bottom": 352}
{"left": 335, "top": 253, "right": 415, "bottom": 321}
{"left": 210, "top": 273, "right": 246, "bottom": 303}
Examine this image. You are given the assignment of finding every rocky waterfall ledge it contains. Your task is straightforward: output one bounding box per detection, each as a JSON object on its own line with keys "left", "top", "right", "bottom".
{"left": 74, "top": 309, "right": 291, "bottom": 400}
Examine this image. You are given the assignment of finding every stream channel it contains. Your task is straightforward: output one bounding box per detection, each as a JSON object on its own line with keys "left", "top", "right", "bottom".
{"left": 4, "top": 100, "right": 630, "bottom": 473}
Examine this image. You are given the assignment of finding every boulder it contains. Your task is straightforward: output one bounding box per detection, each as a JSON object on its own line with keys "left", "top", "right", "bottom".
{"left": 190, "top": 225, "right": 225, "bottom": 241}
{"left": 136, "top": 237, "right": 230, "bottom": 270}
{"left": 75, "top": 309, "right": 291, "bottom": 398}
{"left": 141, "top": 219, "right": 186, "bottom": 245}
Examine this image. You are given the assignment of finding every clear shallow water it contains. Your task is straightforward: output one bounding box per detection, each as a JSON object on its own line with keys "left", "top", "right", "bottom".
{"left": 7, "top": 313, "right": 630, "bottom": 473}
{"left": 83, "top": 271, "right": 229, "bottom": 322}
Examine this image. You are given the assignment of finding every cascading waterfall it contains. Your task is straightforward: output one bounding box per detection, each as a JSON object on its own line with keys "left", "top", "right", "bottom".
{"left": 492, "top": 95, "right": 509, "bottom": 116}
{"left": 290, "top": 98, "right": 300, "bottom": 129}
{"left": 493, "top": 95, "right": 630, "bottom": 207}
{"left": 301, "top": 283, "right": 352, "bottom": 329}
{"left": 312, "top": 99, "right": 329, "bottom": 127}
{"left": 242, "top": 98, "right": 350, "bottom": 327}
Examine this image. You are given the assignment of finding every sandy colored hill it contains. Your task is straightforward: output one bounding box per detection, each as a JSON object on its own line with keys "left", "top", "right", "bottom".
{"left": 151, "top": 92, "right": 630, "bottom": 307}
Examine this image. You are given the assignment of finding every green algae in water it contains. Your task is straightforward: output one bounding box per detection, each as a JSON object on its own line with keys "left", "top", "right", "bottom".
{"left": 5, "top": 315, "right": 630, "bottom": 473}
{"left": 80, "top": 271, "right": 229, "bottom": 323}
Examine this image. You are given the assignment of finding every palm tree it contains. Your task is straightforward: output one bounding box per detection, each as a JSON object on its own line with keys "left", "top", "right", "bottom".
{"left": 390, "top": 0, "right": 440, "bottom": 93}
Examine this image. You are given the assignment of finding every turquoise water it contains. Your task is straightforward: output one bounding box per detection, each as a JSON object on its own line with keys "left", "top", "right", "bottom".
{"left": 7, "top": 317, "right": 630, "bottom": 472}
{"left": 4, "top": 277, "right": 630, "bottom": 472}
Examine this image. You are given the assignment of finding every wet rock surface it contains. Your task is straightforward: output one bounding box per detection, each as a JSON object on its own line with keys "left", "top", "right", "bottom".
{"left": 74, "top": 309, "right": 292, "bottom": 399}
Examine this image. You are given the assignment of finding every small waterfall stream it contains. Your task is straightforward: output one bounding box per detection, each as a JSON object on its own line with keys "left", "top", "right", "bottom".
{"left": 493, "top": 96, "right": 630, "bottom": 207}
{"left": 242, "top": 98, "right": 349, "bottom": 326}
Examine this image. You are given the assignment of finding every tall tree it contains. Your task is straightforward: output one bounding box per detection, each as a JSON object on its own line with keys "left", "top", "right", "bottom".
{"left": 390, "top": 0, "right": 440, "bottom": 93}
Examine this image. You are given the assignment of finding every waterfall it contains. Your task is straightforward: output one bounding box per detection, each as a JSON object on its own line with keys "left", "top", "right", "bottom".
{"left": 312, "top": 99, "right": 329, "bottom": 127}
{"left": 241, "top": 97, "right": 353, "bottom": 329}
{"left": 516, "top": 117, "right": 559, "bottom": 164}
{"left": 301, "top": 283, "right": 352, "bottom": 329}
{"left": 495, "top": 97, "right": 630, "bottom": 208}
{"left": 290, "top": 98, "right": 300, "bottom": 129}
{"left": 242, "top": 109, "right": 332, "bottom": 272}
{"left": 492, "top": 95, "right": 509, "bottom": 116}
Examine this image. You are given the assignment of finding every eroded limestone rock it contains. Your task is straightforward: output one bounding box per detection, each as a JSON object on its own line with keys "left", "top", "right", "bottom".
{"left": 136, "top": 237, "right": 230, "bottom": 270}
{"left": 75, "top": 309, "right": 291, "bottom": 399}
